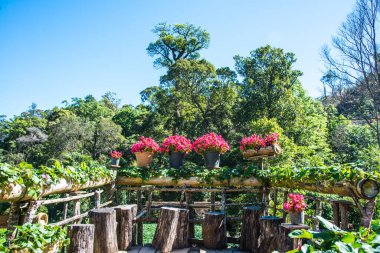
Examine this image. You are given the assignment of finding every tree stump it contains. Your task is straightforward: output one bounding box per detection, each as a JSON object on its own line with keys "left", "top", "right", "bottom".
{"left": 278, "top": 224, "right": 309, "bottom": 252}
{"left": 203, "top": 212, "right": 226, "bottom": 250}
{"left": 89, "top": 208, "right": 118, "bottom": 253}
{"left": 114, "top": 204, "right": 137, "bottom": 250}
{"left": 240, "top": 206, "right": 263, "bottom": 253}
{"left": 152, "top": 207, "right": 189, "bottom": 253}
{"left": 67, "top": 224, "right": 95, "bottom": 253}
{"left": 258, "top": 216, "right": 283, "bottom": 253}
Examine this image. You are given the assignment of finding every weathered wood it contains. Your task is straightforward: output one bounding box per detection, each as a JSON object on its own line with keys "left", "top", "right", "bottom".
{"left": 137, "top": 190, "right": 143, "bottom": 245}
{"left": 258, "top": 216, "right": 283, "bottom": 253}
{"left": 38, "top": 191, "right": 99, "bottom": 205}
{"left": 339, "top": 202, "right": 349, "bottom": 230}
{"left": 313, "top": 200, "right": 322, "bottom": 230}
{"left": 282, "top": 191, "right": 288, "bottom": 221}
{"left": 114, "top": 204, "right": 137, "bottom": 250}
{"left": 23, "top": 200, "right": 41, "bottom": 224}
{"left": 72, "top": 192, "right": 82, "bottom": 224}
{"left": 278, "top": 224, "right": 309, "bottom": 252}
{"left": 203, "top": 212, "right": 226, "bottom": 250}
{"left": 89, "top": 208, "right": 118, "bottom": 253}
{"left": 332, "top": 201, "right": 340, "bottom": 226}
{"left": 211, "top": 192, "right": 216, "bottom": 212}
{"left": 239, "top": 206, "right": 263, "bottom": 253}
{"left": 67, "top": 224, "right": 95, "bottom": 253}
{"left": 186, "top": 191, "right": 195, "bottom": 239}
{"left": 6, "top": 202, "right": 21, "bottom": 240}
{"left": 152, "top": 207, "right": 189, "bottom": 252}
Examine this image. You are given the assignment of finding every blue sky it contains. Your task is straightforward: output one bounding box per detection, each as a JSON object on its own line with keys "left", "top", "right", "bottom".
{"left": 0, "top": 0, "right": 356, "bottom": 117}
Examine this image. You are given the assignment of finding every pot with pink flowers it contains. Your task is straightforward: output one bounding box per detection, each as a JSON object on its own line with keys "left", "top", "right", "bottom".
{"left": 161, "top": 135, "right": 192, "bottom": 169}
{"left": 192, "top": 132, "right": 230, "bottom": 169}
{"left": 283, "top": 193, "right": 307, "bottom": 225}
{"left": 131, "top": 136, "right": 160, "bottom": 167}
{"left": 109, "top": 150, "right": 122, "bottom": 167}
{"left": 240, "top": 132, "right": 282, "bottom": 159}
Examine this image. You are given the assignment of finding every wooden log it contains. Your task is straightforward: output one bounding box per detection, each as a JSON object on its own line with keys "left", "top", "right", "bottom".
{"left": 258, "top": 216, "right": 283, "bottom": 253}
{"left": 332, "top": 201, "right": 340, "bottom": 227}
{"left": 114, "top": 204, "right": 137, "bottom": 250}
{"left": 278, "top": 224, "right": 309, "bottom": 252}
{"left": 89, "top": 208, "right": 118, "bottom": 253}
{"left": 239, "top": 206, "right": 263, "bottom": 253}
{"left": 67, "top": 224, "right": 95, "bottom": 253}
{"left": 203, "top": 212, "right": 226, "bottom": 250}
{"left": 152, "top": 207, "right": 189, "bottom": 252}
{"left": 137, "top": 190, "right": 143, "bottom": 245}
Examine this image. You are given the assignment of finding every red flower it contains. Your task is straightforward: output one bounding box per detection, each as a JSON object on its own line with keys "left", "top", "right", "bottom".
{"left": 161, "top": 135, "right": 192, "bottom": 154}
{"left": 192, "top": 132, "right": 230, "bottom": 155}
{"left": 109, "top": 150, "right": 122, "bottom": 159}
{"left": 240, "top": 134, "right": 265, "bottom": 151}
{"left": 131, "top": 136, "right": 160, "bottom": 154}
{"left": 283, "top": 193, "right": 306, "bottom": 213}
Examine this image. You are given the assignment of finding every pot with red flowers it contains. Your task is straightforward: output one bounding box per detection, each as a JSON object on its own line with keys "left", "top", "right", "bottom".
{"left": 240, "top": 132, "right": 282, "bottom": 158}
{"left": 283, "top": 193, "right": 307, "bottom": 225}
{"left": 131, "top": 136, "right": 160, "bottom": 167}
{"left": 109, "top": 150, "right": 122, "bottom": 167}
{"left": 192, "top": 132, "right": 230, "bottom": 169}
{"left": 161, "top": 135, "right": 192, "bottom": 169}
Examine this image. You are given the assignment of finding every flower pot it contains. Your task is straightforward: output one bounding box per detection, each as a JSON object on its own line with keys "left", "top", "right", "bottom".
{"left": 135, "top": 152, "right": 154, "bottom": 167}
{"left": 258, "top": 146, "right": 274, "bottom": 156}
{"left": 242, "top": 149, "right": 259, "bottom": 158}
{"left": 204, "top": 152, "right": 221, "bottom": 169}
{"left": 111, "top": 158, "right": 120, "bottom": 166}
{"left": 169, "top": 152, "right": 185, "bottom": 169}
{"left": 289, "top": 211, "right": 304, "bottom": 225}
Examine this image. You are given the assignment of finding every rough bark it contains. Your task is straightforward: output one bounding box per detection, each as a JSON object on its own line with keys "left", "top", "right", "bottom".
{"left": 114, "top": 204, "right": 137, "bottom": 250}
{"left": 67, "top": 224, "right": 95, "bottom": 253}
{"left": 258, "top": 216, "right": 283, "bottom": 253}
{"left": 152, "top": 207, "right": 189, "bottom": 253}
{"left": 203, "top": 212, "right": 226, "bottom": 250}
{"left": 89, "top": 208, "right": 118, "bottom": 253}
{"left": 278, "top": 224, "right": 309, "bottom": 252}
{"left": 240, "top": 206, "right": 263, "bottom": 253}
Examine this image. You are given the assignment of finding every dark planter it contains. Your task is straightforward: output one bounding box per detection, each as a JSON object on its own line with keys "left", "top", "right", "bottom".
{"left": 204, "top": 152, "right": 221, "bottom": 169}
{"left": 111, "top": 158, "right": 120, "bottom": 166}
{"left": 169, "top": 152, "right": 185, "bottom": 169}
{"left": 289, "top": 211, "right": 304, "bottom": 225}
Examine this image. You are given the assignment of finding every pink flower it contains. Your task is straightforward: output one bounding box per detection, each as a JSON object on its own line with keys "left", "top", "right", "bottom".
{"left": 131, "top": 136, "right": 160, "bottom": 154}
{"left": 109, "top": 150, "right": 122, "bottom": 159}
{"left": 283, "top": 193, "right": 306, "bottom": 213}
{"left": 161, "top": 135, "right": 192, "bottom": 154}
{"left": 192, "top": 132, "right": 230, "bottom": 155}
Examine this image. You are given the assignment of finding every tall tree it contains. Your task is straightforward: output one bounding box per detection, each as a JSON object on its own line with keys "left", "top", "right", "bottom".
{"left": 322, "top": 0, "right": 380, "bottom": 147}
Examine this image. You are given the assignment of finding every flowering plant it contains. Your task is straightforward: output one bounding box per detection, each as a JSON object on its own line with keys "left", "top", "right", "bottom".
{"left": 264, "top": 132, "right": 279, "bottom": 146}
{"left": 131, "top": 136, "right": 160, "bottom": 154}
{"left": 161, "top": 135, "right": 192, "bottom": 154}
{"left": 192, "top": 132, "right": 230, "bottom": 155}
{"left": 283, "top": 193, "right": 306, "bottom": 213}
{"left": 240, "top": 134, "right": 265, "bottom": 151}
{"left": 109, "top": 150, "right": 122, "bottom": 159}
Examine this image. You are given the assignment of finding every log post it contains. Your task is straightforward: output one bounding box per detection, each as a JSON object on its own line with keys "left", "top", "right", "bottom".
{"left": 258, "top": 216, "right": 283, "bottom": 253}
{"left": 272, "top": 188, "right": 278, "bottom": 216}
{"left": 6, "top": 202, "right": 21, "bottom": 241}
{"left": 152, "top": 207, "right": 189, "bottom": 253}
{"left": 278, "top": 224, "right": 309, "bottom": 252}
{"left": 240, "top": 206, "right": 263, "bottom": 253}
{"left": 72, "top": 192, "right": 82, "bottom": 224}
{"left": 94, "top": 190, "right": 101, "bottom": 209}
{"left": 63, "top": 193, "right": 69, "bottom": 219}
{"left": 67, "top": 224, "right": 95, "bottom": 253}
{"left": 23, "top": 200, "right": 41, "bottom": 224}
{"left": 339, "top": 201, "right": 351, "bottom": 230}
{"left": 137, "top": 190, "right": 143, "bottom": 245}
{"left": 210, "top": 192, "right": 216, "bottom": 212}
{"left": 114, "top": 204, "right": 137, "bottom": 250}
{"left": 185, "top": 191, "right": 195, "bottom": 239}
{"left": 282, "top": 191, "right": 288, "bottom": 221}
{"left": 332, "top": 201, "right": 340, "bottom": 227}
{"left": 89, "top": 208, "right": 118, "bottom": 253}
{"left": 313, "top": 199, "right": 322, "bottom": 230}
{"left": 203, "top": 212, "right": 226, "bottom": 250}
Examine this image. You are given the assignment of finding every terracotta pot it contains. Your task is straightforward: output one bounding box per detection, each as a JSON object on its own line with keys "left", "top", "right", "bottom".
{"left": 204, "top": 152, "right": 221, "bottom": 169}
{"left": 289, "top": 211, "right": 304, "bottom": 225}
{"left": 111, "top": 158, "right": 120, "bottom": 166}
{"left": 169, "top": 152, "right": 185, "bottom": 169}
{"left": 135, "top": 152, "right": 154, "bottom": 167}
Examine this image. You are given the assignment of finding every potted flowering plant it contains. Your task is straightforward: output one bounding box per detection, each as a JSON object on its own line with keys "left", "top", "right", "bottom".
{"left": 131, "top": 136, "right": 160, "bottom": 167}
{"left": 192, "top": 132, "right": 230, "bottom": 169}
{"left": 161, "top": 135, "right": 192, "bottom": 169}
{"left": 109, "top": 150, "right": 122, "bottom": 167}
{"left": 283, "top": 193, "right": 307, "bottom": 225}
{"left": 240, "top": 134, "right": 265, "bottom": 158}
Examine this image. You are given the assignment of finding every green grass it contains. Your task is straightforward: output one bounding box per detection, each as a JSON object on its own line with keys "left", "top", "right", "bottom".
{"left": 143, "top": 223, "right": 203, "bottom": 244}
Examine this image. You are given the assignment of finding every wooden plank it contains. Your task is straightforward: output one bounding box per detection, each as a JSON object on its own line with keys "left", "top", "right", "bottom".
{"left": 118, "top": 245, "right": 141, "bottom": 253}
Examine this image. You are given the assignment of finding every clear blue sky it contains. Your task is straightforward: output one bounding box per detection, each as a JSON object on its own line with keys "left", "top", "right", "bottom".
{"left": 0, "top": 0, "right": 356, "bottom": 118}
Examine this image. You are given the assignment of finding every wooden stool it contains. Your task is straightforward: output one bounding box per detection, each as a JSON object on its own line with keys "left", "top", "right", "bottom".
{"left": 114, "top": 204, "right": 137, "bottom": 250}
{"left": 240, "top": 206, "right": 263, "bottom": 253}
{"left": 67, "top": 224, "right": 95, "bottom": 253}
{"left": 89, "top": 208, "right": 118, "bottom": 253}
{"left": 278, "top": 223, "right": 310, "bottom": 252}
{"left": 258, "top": 216, "right": 283, "bottom": 253}
{"left": 203, "top": 212, "right": 226, "bottom": 250}
{"left": 152, "top": 207, "right": 189, "bottom": 253}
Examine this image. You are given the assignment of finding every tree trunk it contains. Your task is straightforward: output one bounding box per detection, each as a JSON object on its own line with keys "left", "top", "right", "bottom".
{"left": 89, "top": 208, "right": 118, "bottom": 253}
{"left": 240, "top": 206, "right": 263, "bottom": 253}
{"left": 67, "top": 224, "right": 95, "bottom": 253}
{"left": 258, "top": 216, "right": 283, "bottom": 253}
{"left": 152, "top": 207, "right": 189, "bottom": 253}
{"left": 203, "top": 212, "right": 226, "bottom": 250}
{"left": 114, "top": 204, "right": 137, "bottom": 250}
{"left": 278, "top": 224, "right": 309, "bottom": 252}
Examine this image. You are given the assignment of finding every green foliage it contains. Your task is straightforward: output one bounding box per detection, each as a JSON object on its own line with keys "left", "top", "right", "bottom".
{"left": 0, "top": 224, "right": 69, "bottom": 253}
{"left": 286, "top": 216, "right": 380, "bottom": 252}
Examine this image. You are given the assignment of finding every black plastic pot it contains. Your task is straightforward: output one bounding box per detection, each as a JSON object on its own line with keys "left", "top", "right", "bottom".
{"left": 204, "top": 152, "right": 221, "bottom": 169}
{"left": 169, "top": 152, "right": 185, "bottom": 169}
{"left": 111, "top": 158, "right": 120, "bottom": 166}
